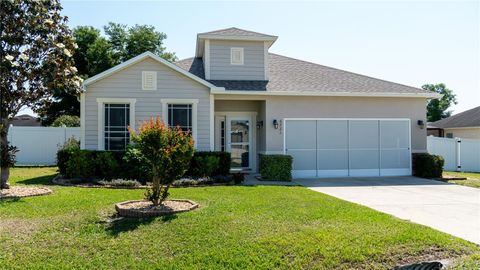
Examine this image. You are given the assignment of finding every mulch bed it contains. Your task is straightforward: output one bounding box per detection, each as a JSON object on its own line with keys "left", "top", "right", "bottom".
{"left": 115, "top": 199, "right": 199, "bottom": 218}
{"left": 0, "top": 186, "right": 52, "bottom": 199}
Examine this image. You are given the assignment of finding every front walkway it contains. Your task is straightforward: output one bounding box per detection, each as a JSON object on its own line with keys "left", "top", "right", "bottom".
{"left": 296, "top": 176, "right": 480, "bottom": 245}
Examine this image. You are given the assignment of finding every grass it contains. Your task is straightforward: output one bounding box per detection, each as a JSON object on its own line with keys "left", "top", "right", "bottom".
{"left": 1, "top": 167, "right": 479, "bottom": 269}
{"left": 443, "top": 171, "right": 480, "bottom": 188}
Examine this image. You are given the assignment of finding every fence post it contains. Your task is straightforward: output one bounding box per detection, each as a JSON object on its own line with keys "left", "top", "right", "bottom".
{"left": 455, "top": 137, "right": 461, "bottom": 172}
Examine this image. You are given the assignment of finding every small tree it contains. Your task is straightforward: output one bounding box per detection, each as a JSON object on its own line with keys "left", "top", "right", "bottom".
{"left": 130, "top": 117, "right": 194, "bottom": 206}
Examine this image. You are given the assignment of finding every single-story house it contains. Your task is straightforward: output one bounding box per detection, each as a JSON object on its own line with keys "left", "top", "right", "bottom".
{"left": 10, "top": 114, "right": 41, "bottom": 126}
{"left": 427, "top": 106, "right": 480, "bottom": 139}
{"left": 80, "top": 27, "right": 440, "bottom": 178}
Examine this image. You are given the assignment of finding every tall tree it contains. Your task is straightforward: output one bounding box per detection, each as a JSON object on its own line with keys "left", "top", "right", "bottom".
{"left": 422, "top": 83, "right": 458, "bottom": 122}
{"left": 38, "top": 23, "right": 176, "bottom": 125}
{"left": 0, "top": 0, "right": 82, "bottom": 188}
{"left": 104, "top": 22, "right": 177, "bottom": 62}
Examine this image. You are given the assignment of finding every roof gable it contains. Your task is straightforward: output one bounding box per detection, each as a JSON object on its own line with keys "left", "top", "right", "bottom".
{"left": 83, "top": 52, "right": 222, "bottom": 91}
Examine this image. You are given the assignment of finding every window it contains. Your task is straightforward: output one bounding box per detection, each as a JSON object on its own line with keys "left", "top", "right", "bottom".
{"left": 230, "top": 47, "right": 244, "bottom": 65}
{"left": 104, "top": 104, "right": 130, "bottom": 151}
{"left": 168, "top": 104, "right": 192, "bottom": 132}
{"left": 446, "top": 133, "right": 453, "bottom": 138}
{"left": 142, "top": 71, "right": 157, "bottom": 90}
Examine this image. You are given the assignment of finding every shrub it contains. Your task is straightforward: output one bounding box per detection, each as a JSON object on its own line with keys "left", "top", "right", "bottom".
{"left": 51, "top": 115, "right": 80, "bottom": 127}
{"left": 130, "top": 117, "right": 194, "bottom": 205}
{"left": 57, "top": 137, "right": 80, "bottom": 175}
{"left": 187, "top": 151, "right": 231, "bottom": 176}
{"left": 259, "top": 154, "right": 293, "bottom": 181}
{"left": 96, "top": 179, "right": 141, "bottom": 187}
{"left": 172, "top": 177, "right": 214, "bottom": 187}
{"left": 122, "top": 145, "right": 151, "bottom": 184}
{"left": 412, "top": 153, "right": 444, "bottom": 178}
{"left": 95, "top": 151, "right": 119, "bottom": 179}
{"left": 232, "top": 173, "right": 245, "bottom": 184}
{"left": 189, "top": 155, "right": 220, "bottom": 177}
{"left": 65, "top": 149, "right": 95, "bottom": 181}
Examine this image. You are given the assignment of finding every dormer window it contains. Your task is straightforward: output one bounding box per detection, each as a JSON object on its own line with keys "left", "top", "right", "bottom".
{"left": 142, "top": 71, "right": 157, "bottom": 90}
{"left": 230, "top": 47, "right": 244, "bottom": 65}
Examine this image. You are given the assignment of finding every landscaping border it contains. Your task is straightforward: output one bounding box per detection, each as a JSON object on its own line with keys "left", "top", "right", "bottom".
{"left": 0, "top": 186, "right": 53, "bottom": 199}
{"left": 115, "top": 199, "right": 199, "bottom": 218}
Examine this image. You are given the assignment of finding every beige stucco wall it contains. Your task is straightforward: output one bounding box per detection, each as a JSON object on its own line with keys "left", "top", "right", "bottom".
{"left": 443, "top": 128, "right": 480, "bottom": 139}
{"left": 263, "top": 96, "right": 428, "bottom": 153}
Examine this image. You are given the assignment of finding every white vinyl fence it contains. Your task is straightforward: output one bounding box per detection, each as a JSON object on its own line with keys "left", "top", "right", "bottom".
{"left": 427, "top": 136, "right": 480, "bottom": 172}
{"left": 7, "top": 126, "right": 81, "bottom": 165}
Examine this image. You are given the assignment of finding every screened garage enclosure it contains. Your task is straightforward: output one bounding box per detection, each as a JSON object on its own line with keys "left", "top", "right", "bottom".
{"left": 284, "top": 119, "right": 411, "bottom": 178}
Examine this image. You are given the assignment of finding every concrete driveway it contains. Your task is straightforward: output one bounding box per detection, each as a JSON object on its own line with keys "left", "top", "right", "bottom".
{"left": 296, "top": 176, "right": 480, "bottom": 245}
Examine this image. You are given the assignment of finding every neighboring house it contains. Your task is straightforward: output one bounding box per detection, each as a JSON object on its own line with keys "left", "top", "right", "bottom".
{"left": 80, "top": 27, "right": 440, "bottom": 178}
{"left": 428, "top": 106, "right": 480, "bottom": 139}
{"left": 10, "top": 114, "right": 41, "bottom": 126}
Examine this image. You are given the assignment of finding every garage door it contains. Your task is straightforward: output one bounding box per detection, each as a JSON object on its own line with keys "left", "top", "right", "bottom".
{"left": 285, "top": 119, "right": 411, "bottom": 178}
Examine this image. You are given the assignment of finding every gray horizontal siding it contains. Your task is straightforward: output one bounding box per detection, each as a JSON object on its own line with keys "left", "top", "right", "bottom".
{"left": 209, "top": 40, "right": 265, "bottom": 81}
{"left": 84, "top": 58, "right": 211, "bottom": 151}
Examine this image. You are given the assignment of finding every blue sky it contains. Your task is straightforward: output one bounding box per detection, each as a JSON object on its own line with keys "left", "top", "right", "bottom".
{"left": 21, "top": 0, "right": 479, "bottom": 115}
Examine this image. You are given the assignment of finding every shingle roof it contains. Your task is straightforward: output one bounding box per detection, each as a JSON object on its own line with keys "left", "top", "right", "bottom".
{"left": 431, "top": 106, "right": 480, "bottom": 128}
{"left": 175, "top": 53, "right": 431, "bottom": 94}
{"left": 198, "top": 27, "right": 277, "bottom": 39}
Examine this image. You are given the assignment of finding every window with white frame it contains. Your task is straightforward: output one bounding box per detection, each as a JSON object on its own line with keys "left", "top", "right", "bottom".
{"left": 168, "top": 104, "right": 192, "bottom": 132}
{"left": 230, "top": 47, "right": 244, "bottom": 65}
{"left": 104, "top": 104, "right": 130, "bottom": 151}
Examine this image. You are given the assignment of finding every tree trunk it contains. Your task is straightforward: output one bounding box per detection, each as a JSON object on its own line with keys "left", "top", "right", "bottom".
{"left": 0, "top": 122, "right": 10, "bottom": 189}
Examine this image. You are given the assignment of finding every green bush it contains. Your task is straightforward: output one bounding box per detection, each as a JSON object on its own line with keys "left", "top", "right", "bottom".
{"left": 412, "top": 153, "right": 444, "bottom": 178}
{"left": 122, "top": 145, "right": 152, "bottom": 184}
{"left": 187, "top": 151, "right": 231, "bottom": 176}
{"left": 259, "top": 154, "right": 293, "bottom": 181}
{"left": 51, "top": 115, "right": 80, "bottom": 127}
{"left": 65, "top": 149, "right": 95, "bottom": 181}
{"left": 95, "top": 151, "right": 119, "bottom": 179}
{"left": 189, "top": 155, "right": 220, "bottom": 177}
{"left": 57, "top": 137, "right": 80, "bottom": 175}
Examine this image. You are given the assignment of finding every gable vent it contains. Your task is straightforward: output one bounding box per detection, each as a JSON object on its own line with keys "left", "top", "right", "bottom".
{"left": 142, "top": 71, "right": 157, "bottom": 90}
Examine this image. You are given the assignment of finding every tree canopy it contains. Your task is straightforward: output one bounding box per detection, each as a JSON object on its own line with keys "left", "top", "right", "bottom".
{"left": 423, "top": 83, "right": 457, "bottom": 122}
{"left": 1, "top": 0, "right": 82, "bottom": 188}
{"left": 37, "top": 22, "right": 176, "bottom": 125}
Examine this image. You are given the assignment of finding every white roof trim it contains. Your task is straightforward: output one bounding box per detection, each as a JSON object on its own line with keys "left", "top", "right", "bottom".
{"left": 83, "top": 51, "right": 224, "bottom": 91}
{"left": 211, "top": 90, "right": 442, "bottom": 99}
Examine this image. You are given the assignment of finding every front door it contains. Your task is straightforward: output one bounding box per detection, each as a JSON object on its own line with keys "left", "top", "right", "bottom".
{"left": 227, "top": 117, "right": 251, "bottom": 169}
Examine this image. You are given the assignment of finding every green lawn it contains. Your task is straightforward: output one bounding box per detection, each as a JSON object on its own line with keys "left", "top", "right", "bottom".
{"left": 1, "top": 168, "right": 479, "bottom": 269}
{"left": 444, "top": 171, "right": 480, "bottom": 188}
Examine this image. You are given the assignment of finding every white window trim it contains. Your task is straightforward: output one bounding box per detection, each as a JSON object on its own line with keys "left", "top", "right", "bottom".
{"left": 142, "top": 71, "right": 157, "bottom": 90}
{"left": 97, "top": 98, "right": 136, "bottom": 150}
{"left": 161, "top": 98, "right": 199, "bottom": 147}
{"left": 230, "top": 47, "right": 244, "bottom": 65}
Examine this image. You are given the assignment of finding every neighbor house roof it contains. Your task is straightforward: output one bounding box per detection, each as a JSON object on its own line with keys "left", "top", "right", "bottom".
{"left": 431, "top": 106, "right": 480, "bottom": 129}
{"left": 10, "top": 114, "right": 41, "bottom": 126}
{"left": 175, "top": 53, "right": 440, "bottom": 97}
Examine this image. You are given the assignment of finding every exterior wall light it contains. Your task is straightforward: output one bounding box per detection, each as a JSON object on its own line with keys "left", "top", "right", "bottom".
{"left": 273, "top": 119, "right": 279, "bottom": 129}
{"left": 256, "top": 120, "right": 264, "bottom": 129}
{"left": 417, "top": 120, "right": 425, "bottom": 129}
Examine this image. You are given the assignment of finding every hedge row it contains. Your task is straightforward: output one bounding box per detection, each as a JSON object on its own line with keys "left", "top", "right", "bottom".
{"left": 57, "top": 146, "right": 231, "bottom": 183}
{"left": 259, "top": 154, "right": 292, "bottom": 181}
